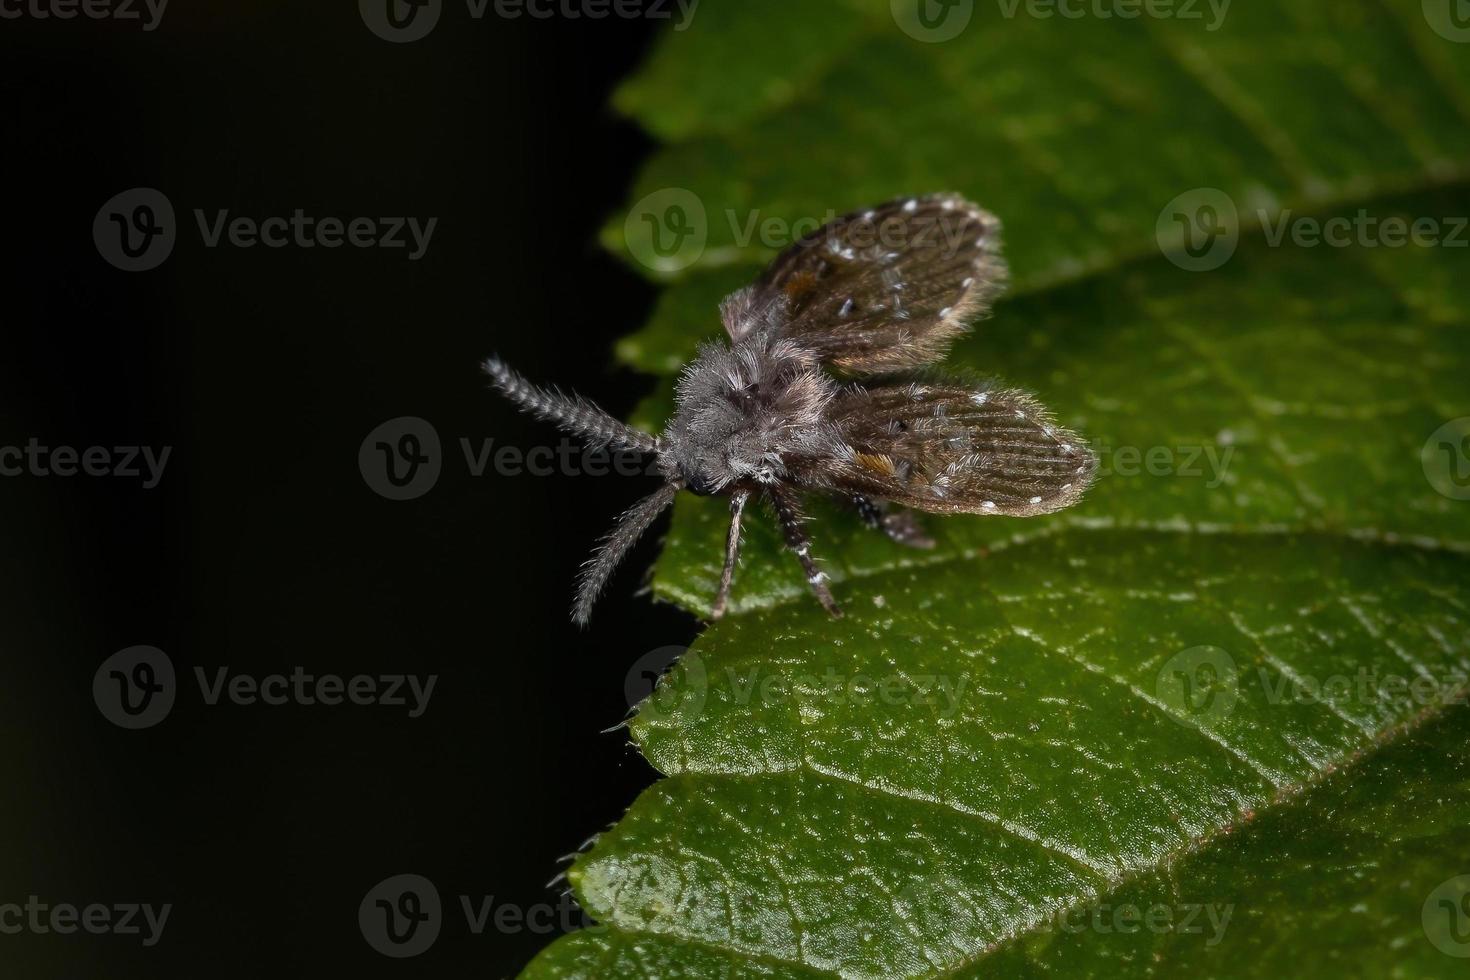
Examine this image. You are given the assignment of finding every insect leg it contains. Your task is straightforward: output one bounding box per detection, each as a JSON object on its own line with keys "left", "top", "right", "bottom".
{"left": 881, "top": 508, "right": 936, "bottom": 549}
{"left": 850, "top": 494, "right": 883, "bottom": 529}
{"left": 709, "top": 489, "right": 749, "bottom": 621}
{"left": 769, "top": 486, "right": 843, "bottom": 619}
{"left": 483, "top": 356, "right": 660, "bottom": 455}
{"left": 850, "top": 495, "right": 935, "bottom": 549}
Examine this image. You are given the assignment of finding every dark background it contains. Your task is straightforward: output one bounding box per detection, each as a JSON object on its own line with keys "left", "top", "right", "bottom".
{"left": 1, "top": 4, "right": 692, "bottom": 976}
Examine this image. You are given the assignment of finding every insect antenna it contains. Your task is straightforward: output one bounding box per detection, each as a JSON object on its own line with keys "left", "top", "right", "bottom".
{"left": 572, "top": 481, "right": 680, "bottom": 627}
{"left": 482, "top": 355, "right": 660, "bottom": 455}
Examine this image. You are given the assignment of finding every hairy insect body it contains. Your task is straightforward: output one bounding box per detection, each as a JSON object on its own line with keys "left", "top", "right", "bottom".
{"left": 660, "top": 332, "right": 836, "bottom": 495}
{"left": 486, "top": 194, "right": 1097, "bottom": 624}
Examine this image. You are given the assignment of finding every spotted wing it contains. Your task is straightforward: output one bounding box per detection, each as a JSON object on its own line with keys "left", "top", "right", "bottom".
{"left": 812, "top": 380, "right": 1097, "bottom": 516}
{"left": 720, "top": 194, "right": 1006, "bottom": 374}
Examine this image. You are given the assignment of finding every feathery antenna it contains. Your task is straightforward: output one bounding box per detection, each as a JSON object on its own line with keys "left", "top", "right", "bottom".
{"left": 572, "top": 481, "right": 679, "bottom": 627}
{"left": 482, "top": 356, "right": 659, "bottom": 455}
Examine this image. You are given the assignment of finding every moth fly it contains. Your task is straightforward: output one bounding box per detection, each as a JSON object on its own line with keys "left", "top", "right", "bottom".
{"left": 485, "top": 193, "right": 1097, "bottom": 625}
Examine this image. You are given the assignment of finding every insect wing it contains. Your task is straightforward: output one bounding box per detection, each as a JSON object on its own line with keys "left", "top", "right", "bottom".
{"left": 821, "top": 381, "right": 1096, "bottom": 516}
{"left": 722, "top": 194, "right": 1007, "bottom": 373}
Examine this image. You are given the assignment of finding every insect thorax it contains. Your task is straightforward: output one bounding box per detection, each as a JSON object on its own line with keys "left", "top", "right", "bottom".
{"left": 659, "top": 333, "right": 840, "bottom": 495}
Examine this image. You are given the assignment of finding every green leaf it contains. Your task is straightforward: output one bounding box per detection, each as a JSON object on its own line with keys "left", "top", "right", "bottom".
{"left": 525, "top": 2, "right": 1470, "bottom": 976}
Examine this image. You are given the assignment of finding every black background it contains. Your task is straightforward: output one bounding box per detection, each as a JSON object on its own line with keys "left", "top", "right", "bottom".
{"left": 1, "top": 3, "right": 693, "bottom": 976}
